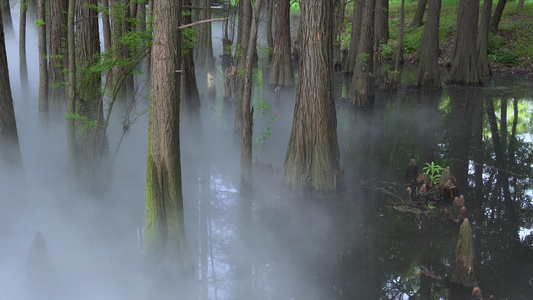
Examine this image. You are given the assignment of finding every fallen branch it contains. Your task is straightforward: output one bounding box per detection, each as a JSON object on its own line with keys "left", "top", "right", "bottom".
{"left": 179, "top": 18, "right": 228, "bottom": 30}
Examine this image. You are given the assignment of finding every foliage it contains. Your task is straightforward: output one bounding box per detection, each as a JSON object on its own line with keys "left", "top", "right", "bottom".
{"left": 34, "top": 19, "right": 45, "bottom": 26}
{"left": 423, "top": 162, "right": 444, "bottom": 185}
{"left": 253, "top": 101, "right": 276, "bottom": 160}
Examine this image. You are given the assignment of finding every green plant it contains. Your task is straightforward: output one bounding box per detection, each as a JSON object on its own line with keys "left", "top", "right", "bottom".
{"left": 423, "top": 162, "right": 444, "bottom": 185}
{"left": 253, "top": 101, "right": 276, "bottom": 160}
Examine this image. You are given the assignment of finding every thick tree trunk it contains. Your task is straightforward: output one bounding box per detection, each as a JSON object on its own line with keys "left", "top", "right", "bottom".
{"left": 350, "top": 0, "right": 375, "bottom": 107}
{"left": 411, "top": 0, "right": 428, "bottom": 28}
{"left": 195, "top": 0, "right": 214, "bottom": 72}
{"left": 416, "top": 0, "right": 442, "bottom": 92}
{"left": 49, "top": 0, "right": 69, "bottom": 114}
{"left": 478, "top": 0, "right": 492, "bottom": 76}
{"left": 448, "top": 0, "right": 481, "bottom": 85}
{"left": 283, "top": 0, "right": 344, "bottom": 195}
{"left": 343, "top": 1, "right": 362, "bottom": 73}
{"left": 145, "top": 0, "right": 192, "bottom": 273}
{"left": 19, "top": 0, "right": 29, "bottom": 94}
{"left": 0, "top": 11, "right": 22, "bottom": 167}
{"left": 0, "top": 0, "right": 14, "bottom": 37}
{"left": 268, "top": 0, "right": 294, "bottom": 88}
{"left": 490, "top": 0, "right": 507, "bottom": 31}
{"left": 37, "top": 0, "right": 48, "bottom": 125}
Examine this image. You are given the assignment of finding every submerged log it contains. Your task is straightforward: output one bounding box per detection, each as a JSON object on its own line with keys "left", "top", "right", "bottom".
{"left": 452, "top": 218, "right": 477, "bottom": 287}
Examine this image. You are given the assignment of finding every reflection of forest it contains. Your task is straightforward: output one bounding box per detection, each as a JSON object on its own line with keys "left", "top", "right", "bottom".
{"left": 332, "top": 83, "right": 533, "bottom": 299}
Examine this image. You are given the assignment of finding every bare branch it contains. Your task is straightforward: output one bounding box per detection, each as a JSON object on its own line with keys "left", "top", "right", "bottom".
{"left": 179, "top": 18, "right": 228, "bottom": 30}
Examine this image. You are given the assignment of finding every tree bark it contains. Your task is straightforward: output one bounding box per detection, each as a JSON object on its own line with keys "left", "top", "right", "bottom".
{"left": 447, "top": 0, "right": 481, "bottom": 85}
{"left": 234, "top": 0, "right": 252, "bottom": 135}
{"left": 143, "top": 0, "right": 153, "bottom": 85}
{"left": 19, "top": 0, "right": 29, "bottom": 94}
{"left": 350, "top": 0, "right": 375, "bottom": 107}
{"left": 283, "top": 0, "right": 344, "bottom": 195}
{"left": 416, "top": 0, "right": 442, "bottom": 92}
{"left": 265, "top": 0, "right": 274, "bottom": 62}
{"left": 145, "top": 0, "right": 192, "bottom": 273}
{"left": 268, "top": 0, "right": 294, "bottom": 88}
{"left": 374, "top": 0, "right": 389, "bottom": 47}
{"left": 490, "top": 0, "right": 507, "bottom": 31}
{"left": 49, "top": 0, "right": 69, "bottom": 114}
{"left": 0, "top": 10, "right": 22, "bottom": 168}
{"left": 516, "top": 0, "right": 525, "bottom": 10}
{"left": 37, "top": 0, "right": 48, "bottom": 125}
{"left": 343, "top": 0, "right": 362, "bottom": 73}
{"left": 478, "top": 0, "right": 492, "bottom": 76}
{"left": 411, "top": 0, "right": 428, "bottom": 28}
{"left": 67, "top": 0, "right": 77, "bottom": 175}
{"left": 195, "top": 0, "right": 214, "bottom": 72}
{"left": 0, "top": 0, "right": 14, "bottom": 37}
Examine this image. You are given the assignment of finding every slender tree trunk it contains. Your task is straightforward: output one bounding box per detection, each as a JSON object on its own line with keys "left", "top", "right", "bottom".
{"left": 350, "top": 0, "right": 375, "bottom": 107}
{"left": 196, "top": 0, "right": 214, "bottom": 72}
{"left": 145, "top": 0, "right": 192, "bottom": 273}
{"left": 234, "top": 0, "right": 252, "bottom": 135}
{"left": 333, "top": 0, "right": 346, "bottom": 69}
{"left": 19, "top": 0, "right": 29, "bottom": 95}
{"left": 516, "top": 0, "right": 525, "bottom": 10}
{"left": 343, "top": 1, "right": 362, "bottom": 73}
{"left": 394, "top": 0, "right": 405, "bottom": 84}
{"left": 181, "top": 0, "right": 202, "bottom": 133}
{"left": 49, "top": 0, "right": 69, "bottom": 115}
{"left": 448, "top": 0, "right": 481, "bottom": 85}
{"left": 411, "top": 0, "right": 428, "bottom": 28}
{"left": 265, "top": 0, "right": 274, "bottom": 62}
{"left": 101, "top": 0, "right": 112, "bottom": 88}
{"left": 283, "top": 0, "right": 344, "bottom": 195}
{"left": 109, "top": 0, "right": 134, "bottom": 102}
{"left": 268, "top": 0, "right": 294, "bottom": 89}
{"left": 143, "top": 0, "right": 153, "bottom": 85}
{"left": 416, "top": 0, "right": 442, "bottom": 92}
{"left": 490, "top": 0, "right": 507, "bottom": 31}
{"left": 241, "top": 0, "right": 263, "bottom": 197}
{"left": 37, "top": 0, "right": 48, "bottom": 125}
{"left": 478, "top": 0, "right": 492, "bottom": 76}
{"left": 67, "top": 0, "right": 77, "bottom": 175}
{"left": 0, "top": 10, "right": 22, "bottom": 168}
{"left": 374, "top": 0, "right": 389, "bottom": 46}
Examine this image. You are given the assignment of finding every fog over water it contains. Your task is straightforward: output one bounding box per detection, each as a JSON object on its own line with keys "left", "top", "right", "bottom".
{"left": 1, "top": 4, "right": 533, "bottom": 300}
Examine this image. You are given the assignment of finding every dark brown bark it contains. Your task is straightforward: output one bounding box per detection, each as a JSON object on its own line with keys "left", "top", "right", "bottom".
{"left": 19, "top": 0, "right": 28, "bottom": 94}
{"left": 350, "top": 0, "right": 375, "bottom": 107}
{"left": 0, "top": 10, "right": 21, "bottom": 167}
{"left": 343, "top": 1, "right": 362, "bottom": 73}
{"left": 516, "top": 0, "right": 525, "bottom": 10}
{"left": 411, "top": 0, "right": 428, "bottom": 28}
{"left": 49, "top": 0, "right": 69, "bottom": 113}
{"left": 268, "top": 0, "right": 294, "bottom": 88}
{"left": 490, "top": 0, "right": 507, "bottom": 31}
{"left": 448, "top": 0, "right": 481, "bottom": 85}
{"left": 478, "top": 0, "right": 492, "bottom": 76}
{"left": 283, "top": 0, "right": 344, "bottom": 195}
{"left": 241, "top": 0, "right": 263, "bottom": 196}
{"left": 374, "top": 0, "right": 389, "bottom": 47}
{"left": 195, "top": 0, "right": 214, "bottom": 72}
{"left": 37, "top": 0, "right": 48, "bottom": 124}
{"left": 416, "top": 0, "right": 442, "bottom": 91}
{"left": 145, "top": 0, "right": 192, "bottom": 273}
{"left": 333, "top": 0, "right": 346, "bottom": 69}
{"left": 0, "top": 0, "right": 14, "bottom": 37}
{"left": 76, "top": 0, "right": 109, "bottom": 186}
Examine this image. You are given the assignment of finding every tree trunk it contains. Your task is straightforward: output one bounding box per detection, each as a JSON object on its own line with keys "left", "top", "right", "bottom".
{"left": 37, "top": 0, "right": 48, "bottom": 125}
{"left": 0, "top": 10, "right": 22, "bottom": 168}
{"left": 143, "top": 0, "right": 153, "bottom": 85}
{"left": 452, "top": 218, "right": 477, "bottom": 287}
{"left": 19, "top": 0, "right": 29, "bottom": 95}
{"left": 411, "top": 0, "right": 428, "bottom": 28}
{"left": 101, "top": 0, "right": 112, "bottom": 87}
{"left": 234, "top": 0, "right": 252, "bottom": 135}
{"left": 343, "top": 0, "right": 362, "bottom": 73}
{"left": 268, "top": 0, "right": 294, "bottom": 88}
{"left": 448, "top": 0, "right": 481, "bottom": 85}
{"left": 416, "top": 0, "right": 442, "bottom": 92}
{"left": 49, "top": 0, "right": 69, "bottom": 115}
{"left": 333, "top": 0, "right": 346, "bottom": 69}
{"left": 516, "top": 0, "right": 525, "bottom": 10}
{"left": 350, "top": 0, "right": 375, "bottom": 107}
{"left": 67, "top": 0, "right": 77, "bottom": 175}
{"left": 393, "top": 0, "right": 405, "bottom": 85}
{"left": 180, "top": 0, "right": 202, "bottom": 133}
{"left": 145, "top": 0, "right": 192, "bottom": 273}
{"left": 76, "top": 0, "right": 109, "bottom": 188}
{"left": 195, "top": 0, "right": 214, "bottom": 72}
{"left": 283, "top": 0, "right": 344, "bottom": 195}
{"left": 374, "top": 0, "right": 389, "bottom": 47}
{"left": 478, "top": 0, "right": 492, "bottom": 76}
{"left": 0, "top": 0, "right": 14, "bottom": 37}
{"left": 490, "top": 0, "right": 507, "bottom": 31}
{"left": 265, "top": 0, "right": 274, "bottom": 62}
{"left": 241, "top": 0, "right": 263, "bottom": 197}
